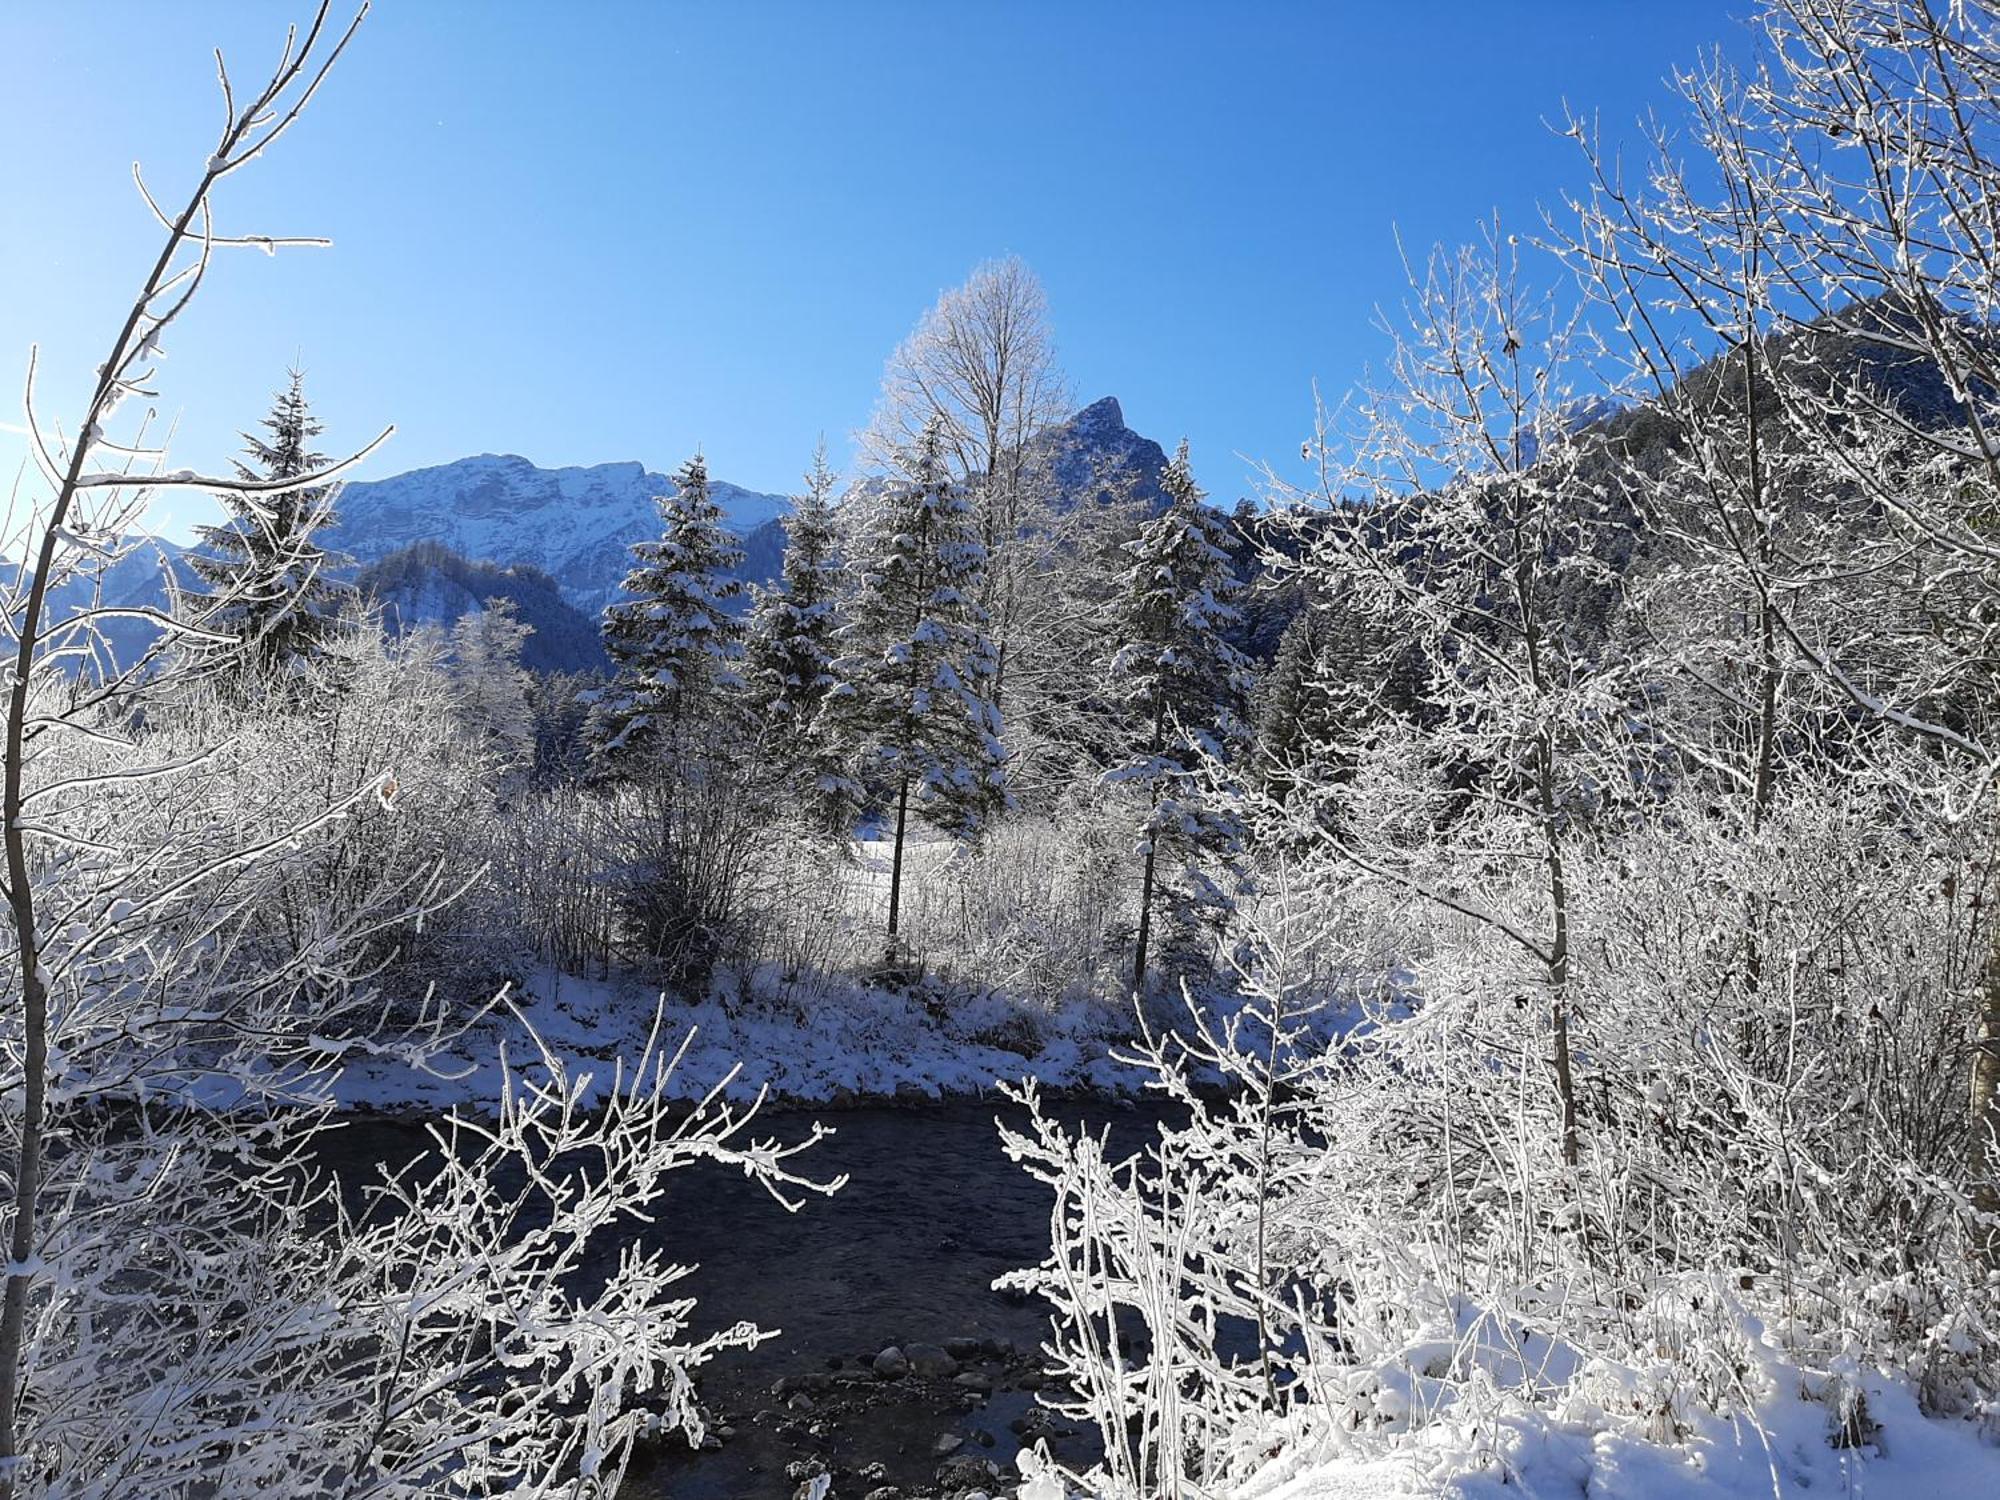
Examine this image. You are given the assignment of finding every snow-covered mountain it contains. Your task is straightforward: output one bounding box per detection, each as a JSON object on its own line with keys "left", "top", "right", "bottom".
{"left": 34, "top": 399, "right": 1178, "bottom": 678}
{"left": 326, "top": 454, "right": 791, "bottom": 614}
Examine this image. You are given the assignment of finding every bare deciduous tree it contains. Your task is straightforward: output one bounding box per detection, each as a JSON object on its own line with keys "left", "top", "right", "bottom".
{"left": 861, "top": 255, "right": 1071, "bottom": 715}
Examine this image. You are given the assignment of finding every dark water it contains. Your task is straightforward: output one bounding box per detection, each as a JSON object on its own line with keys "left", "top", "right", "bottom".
{"left": 322, "top": 1095, "right": 1176, "bottom": 1498}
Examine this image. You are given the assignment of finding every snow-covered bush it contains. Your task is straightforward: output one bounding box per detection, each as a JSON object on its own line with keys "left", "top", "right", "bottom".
{"left": 599, "top": 765, "right": 770, "bottom": 992}
{"left": 190, "top": 614, "right": 521, "bottom": 1004}
{"left": 1005, "top": 772, "right": 1998, "bottom": 1497}
{"left": 902, "top": 797, "right": 1135, "bottom": 1008}
{"left": 495, "top": 782, "right": 623, "bottom": 976}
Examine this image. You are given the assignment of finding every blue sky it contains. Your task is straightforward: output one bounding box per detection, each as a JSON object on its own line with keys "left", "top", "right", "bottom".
{"left": 2, "top": 1, "right": 1752, "bottom": 540}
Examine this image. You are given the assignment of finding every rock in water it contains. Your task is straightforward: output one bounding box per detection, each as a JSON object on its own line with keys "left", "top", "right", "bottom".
{"left": 872, "top": 1345, "right": 910, "bottom": 1380}
{"left": 905, "top": 1342, "right": 958, "bottom": 1379}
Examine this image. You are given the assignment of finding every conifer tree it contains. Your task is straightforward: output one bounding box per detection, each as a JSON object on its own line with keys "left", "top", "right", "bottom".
{"left": 186, "top": 368, "right": 350, "bottom": 679}
{"left": 828, "top": 416, "right": 1008, "bottom": 941}
{"left": 1253, "top": 592, "right": 1433, "bottom": 825}
{"left": 746, "top": 438, "right": 852, "bottom": 826}
{"left": 1106, "top": 440, "right": 1253, "bottom": 998}
{"left": 1252, "top": 607, "right": 1334, "bottom": 799}
{"left": 590, "top": 453, "right": 746, "bottom": 767}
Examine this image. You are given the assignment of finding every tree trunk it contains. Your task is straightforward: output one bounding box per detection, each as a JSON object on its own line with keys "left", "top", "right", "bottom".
{"left": 1975, "top": 857, "right": 2000, "bottom": 1257}
{"left": 885, "top": 771, "right": 912, "bottom": 941}
{"left": 1131, "top": 694, "right": 1167, "bottom": 1002}
{"left": 1536, "top": 731, "right": 1579, "bottom": 1169}
{"left": 1132, "top": 833, "right": 1159, "bottom": 1003}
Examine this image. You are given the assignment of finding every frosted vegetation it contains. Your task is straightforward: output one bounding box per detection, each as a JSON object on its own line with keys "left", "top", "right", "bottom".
{"left": 4, "top": 0, "right": 2000, "bottom": 1496}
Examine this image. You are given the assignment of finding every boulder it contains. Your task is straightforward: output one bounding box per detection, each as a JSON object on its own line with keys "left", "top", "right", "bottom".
{"left": 905, "top": 1342, "right": 958, "bottom": 1379}
{"left": 872, "top": 1345, "right": 910, "bottom": 1380}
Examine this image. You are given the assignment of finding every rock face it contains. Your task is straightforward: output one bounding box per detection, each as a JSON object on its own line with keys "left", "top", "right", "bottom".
{"left": 327, "top": 453, "right": 791, "bottom": 614}
{"left": 1029, "top": 396, "right": 1171, "bottom": 512}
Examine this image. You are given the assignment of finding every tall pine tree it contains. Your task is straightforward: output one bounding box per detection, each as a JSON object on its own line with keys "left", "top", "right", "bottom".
{"left": 745, "top": 438, "right": 852, "bottom": 827}
{"left": 1106, "top": 440, "right": 1252, "bottom": 998}
{"left": 828, "top": 416, "right": 1008, "bottom": 941}
{"left": 590, "top": 453, "right": 746, "bottom": 768}
{"left": 1252, "top": 593, "right": 1427, "bottom": 820}
{"left": 186, "top": 368, "right": 349, "bottom": 680}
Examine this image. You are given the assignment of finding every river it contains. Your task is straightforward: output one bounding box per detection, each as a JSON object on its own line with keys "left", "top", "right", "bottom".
{"left": 325, "top": 1095, "right": 1177, "bottom": 1498}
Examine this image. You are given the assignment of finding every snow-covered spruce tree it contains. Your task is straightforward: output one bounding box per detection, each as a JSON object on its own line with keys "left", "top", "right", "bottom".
{"left": 745, "top": 437, "right": 853, "bottom": 829}
{"left": 999, "top": 459, "right": 1156, "bottom": 803}
{"left": 590, "top": 450, "right": 746, "bottom": 769}
{"left": 0, "top": 12, "right": 833, "bottom": 1494}
{"left": 1104, "top": 439, "right": 1253, "bottom": 1000}
{"left": 184, "top": 366, "right": 352, "bottom": 682}
{"left": 827, "top": 415, "right": 1008, "bottom": 945}
{"left": 1251, "top": 603, "right": 1345, "bottom": 809}
{"left": 1250, "top": 591, "right": 1427, "bottom": 820}
{"left": 588, "top": 452, "right": 765, "bottom": 984}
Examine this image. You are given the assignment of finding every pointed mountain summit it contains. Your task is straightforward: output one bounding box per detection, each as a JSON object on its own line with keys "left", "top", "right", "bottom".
{"left": 1031, "top": 396, "right": 1172, "bottom": 511}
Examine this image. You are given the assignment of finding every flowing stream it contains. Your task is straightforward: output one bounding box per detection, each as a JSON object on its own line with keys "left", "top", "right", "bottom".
{"left": 325, "top": 1095, "right": 1177, "bottom": 1498}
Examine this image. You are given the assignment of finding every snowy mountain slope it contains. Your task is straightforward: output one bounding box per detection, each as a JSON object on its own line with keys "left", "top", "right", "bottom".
{"left": 325, "top": 454, "right": 790, "bottom": 614}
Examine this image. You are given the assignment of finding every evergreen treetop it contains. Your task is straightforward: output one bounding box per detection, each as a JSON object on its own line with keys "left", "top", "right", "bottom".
{"left": 186, "top": 367, "right": 350, "bottom": 678}
{"left": 591, "top": 452, "right": 747, "bottom": 762}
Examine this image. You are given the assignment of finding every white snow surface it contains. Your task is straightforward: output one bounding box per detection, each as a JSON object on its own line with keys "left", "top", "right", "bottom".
{"left": 332, "top": 963, "right": 1147, "bottom": 1114}
{"left": 1228, "top": 1369, "right": 1999, "bottom": 1499}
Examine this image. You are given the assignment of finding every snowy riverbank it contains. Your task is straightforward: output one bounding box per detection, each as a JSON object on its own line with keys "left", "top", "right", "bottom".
{"left": 332, "top": 963, "right": 1154, "bottom": 1115}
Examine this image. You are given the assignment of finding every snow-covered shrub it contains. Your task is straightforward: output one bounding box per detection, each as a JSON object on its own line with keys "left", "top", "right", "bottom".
{"left": 738, "top": 823, "right": 877, "bottom": 1010}
{"left": 599, "top": 763, "right": 771, "bottom": 993}
{"left": 215, "top": 615, "right": 520, "bottom": 1001}
{"left": 495, "top": 782, "right": 623, "bottom": 976}
{"left": 900, "top": 796, "right": 1135, "bottom": 1007}
{"left": 1004, "top": 763, "right": 1999, "bottom": 1498}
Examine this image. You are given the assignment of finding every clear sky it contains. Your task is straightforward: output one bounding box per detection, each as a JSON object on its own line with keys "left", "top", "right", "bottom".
{"left": 1, "top": 1, "right": 1753, "bottom": 541}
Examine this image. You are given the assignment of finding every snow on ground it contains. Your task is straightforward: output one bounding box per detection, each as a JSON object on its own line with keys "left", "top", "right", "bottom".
{"left": 1224, "top": 1365, "right": 1998, "bottom": 1500}
{"left": 332, "top": 962, "right": 1149, "bottom": 1115}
